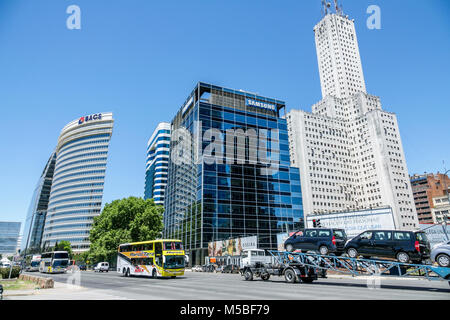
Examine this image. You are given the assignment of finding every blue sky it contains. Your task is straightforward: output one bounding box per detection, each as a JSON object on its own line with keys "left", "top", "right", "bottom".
{"left": 0, "top": 0, "right": 449, "bottom": 231}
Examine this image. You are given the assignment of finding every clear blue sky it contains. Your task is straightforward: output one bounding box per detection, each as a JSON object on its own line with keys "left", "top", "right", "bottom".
{"left": 1, "top": 0, "right": 449, "bottom": 231}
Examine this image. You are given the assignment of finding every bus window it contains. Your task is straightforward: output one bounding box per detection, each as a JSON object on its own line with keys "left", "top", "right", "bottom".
{"left": 164, "top": 242, "right": 183, "bottom": 250}
{"left": 155, "top": 242, "right": 162, "bottom": 255}
{"left": 163, "top": 242, "right": 172, "bottom": 250}
{"left": 144, "top": 243, "right": 153, "bottom": 251}
{"left": 174, "top": 242, "right": 183, "bottom": 250}
{"left": 54, "top": 252, "right": 69, "bottom": 259}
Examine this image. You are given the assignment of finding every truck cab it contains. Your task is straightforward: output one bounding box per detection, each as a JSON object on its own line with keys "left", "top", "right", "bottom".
{"left": 240, "top": 249, "right": 273, "bottom": 268}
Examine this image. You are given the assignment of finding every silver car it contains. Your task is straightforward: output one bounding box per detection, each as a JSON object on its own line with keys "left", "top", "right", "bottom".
{"left": 431, "top": 240, "right": 450, "bottom": 267}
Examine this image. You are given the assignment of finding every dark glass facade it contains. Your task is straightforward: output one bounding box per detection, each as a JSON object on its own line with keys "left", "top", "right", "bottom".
{"left": 21, "top": 152, "right": 56, "bottom": 255}
{"left": 164, "top": 83, "right": 303, "bottom": 265}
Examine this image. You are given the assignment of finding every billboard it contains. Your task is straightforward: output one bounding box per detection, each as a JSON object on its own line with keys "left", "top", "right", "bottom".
{"left": 306, "top": 207, "right": 396, "bottom": 238}
{"left": 208, "top": 236, "right": 257, "bottom": 257}
{"left": 419, "top": 224, "right": 450, "bottom": 248}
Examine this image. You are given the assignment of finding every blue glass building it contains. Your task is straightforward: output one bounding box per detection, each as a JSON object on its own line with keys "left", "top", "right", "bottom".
{"left": 164, "top": 83, "right": 303, "bottom": 265}
{"left": 22, "top": 152, "right": 56, "bottom": 255}
{"left": 0, "top": 222, "right": 21, "bottom": 255}
{"left": 144, "top": 122, "right": 171, "bottom": 204}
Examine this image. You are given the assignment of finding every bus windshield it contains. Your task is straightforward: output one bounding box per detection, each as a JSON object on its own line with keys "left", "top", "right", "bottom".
{"left": 54, "top": 252, "right": 69, "bottom": 259}
{"left": 164, "top": 256, "right": 185, "bottom": 269}
{"left": 31, "top": 261, "right": 40, "bottom": 267}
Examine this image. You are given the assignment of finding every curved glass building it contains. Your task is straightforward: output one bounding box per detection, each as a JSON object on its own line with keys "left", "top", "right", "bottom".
{"left": 42, "top": 113, "right": 114, "bottom": 252}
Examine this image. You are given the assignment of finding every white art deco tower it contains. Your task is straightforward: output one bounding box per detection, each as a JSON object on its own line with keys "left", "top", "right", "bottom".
{"left": 287, "top": 2, "right": 419, "bottom": 230}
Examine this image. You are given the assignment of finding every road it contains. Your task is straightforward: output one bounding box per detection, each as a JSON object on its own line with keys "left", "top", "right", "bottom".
{"left": 19, "top": 270, "right": 450, "bottom": 300}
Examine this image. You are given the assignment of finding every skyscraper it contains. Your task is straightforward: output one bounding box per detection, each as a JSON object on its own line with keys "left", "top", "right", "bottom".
{"left": 42, "top": 113, "right": 114, "bottom": 252}
{"left": 22, "top": 152, "right": 56, "bottom": 254}
{"left": 0, "top": 222, "right": 21, "bottom": 255}
{"left": 144, "top": 122, "right": 171, "bottom": 205}
{"left": 287, "top": 3, "right": 418, "bottom": 230}
{"left": 164, "top": 82, "right": 303, "bottom": 265}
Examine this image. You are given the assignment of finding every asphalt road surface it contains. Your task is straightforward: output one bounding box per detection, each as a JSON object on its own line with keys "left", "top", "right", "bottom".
{"left": 22, "top": 270, "right": 450, "bottom": 300}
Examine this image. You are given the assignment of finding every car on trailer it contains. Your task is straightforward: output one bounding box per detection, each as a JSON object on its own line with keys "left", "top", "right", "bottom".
{"left": 344, "top": 230, "right": 431, "bottom": 264}
{"left": 284, "top": 228, "right": 347, "bottom": 255}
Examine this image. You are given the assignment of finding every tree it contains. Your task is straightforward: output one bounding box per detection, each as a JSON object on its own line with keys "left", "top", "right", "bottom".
{"left": 55, "top": 240, "right": 73, "bottom": 257}
{"left": 87, "top": 197, "right": 163, "bottom": 264}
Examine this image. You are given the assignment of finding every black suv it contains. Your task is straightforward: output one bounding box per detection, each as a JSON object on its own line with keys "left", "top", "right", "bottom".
{"left": 284, "top": 228, "right": 347, "bottom": 255}
{"left": 344, "top": 230, "right": 431, "bottom": 263}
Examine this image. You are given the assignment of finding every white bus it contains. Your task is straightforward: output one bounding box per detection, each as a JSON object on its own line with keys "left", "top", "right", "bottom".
{"left": 26, "top": 255, "right": 41, "bottom": 272}
{"left": 39, "top": 251, "right": 69, "bottom": 273}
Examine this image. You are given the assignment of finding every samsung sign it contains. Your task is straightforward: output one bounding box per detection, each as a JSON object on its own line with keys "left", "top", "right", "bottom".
{"left": 245, "top": 99, "right": 276, "bottom": 111}
{"left": 78, "top": 113, "right": 102, "bottom": 125}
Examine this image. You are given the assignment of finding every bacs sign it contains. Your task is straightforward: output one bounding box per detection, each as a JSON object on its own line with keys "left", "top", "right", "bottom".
{"left": 78, "top": 113, "right": 102, "bottom": 125}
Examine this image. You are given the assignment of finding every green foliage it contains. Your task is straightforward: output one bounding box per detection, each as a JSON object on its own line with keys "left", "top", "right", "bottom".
{"left": 55, "top": 240, "right": 73, "bottom": 257}
{"left": 87, "top": 197, "right": 163, "bottom": 264}
{"left": 72, "top": 251, "right": 89, "bottom": 264}
{"left": 0, "top": 267, "right": 21, "bottom": 279}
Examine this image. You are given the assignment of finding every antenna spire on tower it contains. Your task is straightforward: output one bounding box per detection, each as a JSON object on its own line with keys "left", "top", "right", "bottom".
{"left": 333, "top": 0, "right": 343, "bottom": 15}
{"left": 321, "top": 0, "right": 331, "bottom": 17}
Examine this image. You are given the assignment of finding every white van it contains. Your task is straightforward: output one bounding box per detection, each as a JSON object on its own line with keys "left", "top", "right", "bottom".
{"left": 94, "top": 262, "right": 109, "bottom": 272}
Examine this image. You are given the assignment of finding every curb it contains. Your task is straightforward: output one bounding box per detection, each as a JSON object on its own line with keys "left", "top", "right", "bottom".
{"left": 326, "top": 274, "right": 422, "bottom": 281}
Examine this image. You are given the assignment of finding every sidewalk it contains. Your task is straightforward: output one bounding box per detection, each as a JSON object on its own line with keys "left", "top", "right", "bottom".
{"left": 4, "top": 282, "right": 128, "bottom": 300}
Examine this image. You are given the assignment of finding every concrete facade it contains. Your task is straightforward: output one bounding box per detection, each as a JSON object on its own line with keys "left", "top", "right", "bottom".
{"left": 287, "top": 9, "right": 418, "bottom": 230}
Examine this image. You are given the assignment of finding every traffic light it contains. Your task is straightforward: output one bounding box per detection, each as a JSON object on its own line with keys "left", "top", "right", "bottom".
{"left": 312, "top": 219, "right": 317, "bottom": 227}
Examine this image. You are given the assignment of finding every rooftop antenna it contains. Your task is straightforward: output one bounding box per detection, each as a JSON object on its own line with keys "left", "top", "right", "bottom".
{"left": 333, "top": 0, "right": 342, "bottom": 15}
{"left": 321, "top": 0, "right": 331, "bottom": 16}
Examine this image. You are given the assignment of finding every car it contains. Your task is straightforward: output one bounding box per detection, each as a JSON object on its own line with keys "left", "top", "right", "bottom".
{"left": 344, "top": 230, "right": 431, "bottom": 264}
{"left": 430, "top": 240, "right": 450, "bottom": 267}
{"left": 284, "top": 228, "right": 347, "bottom": 255}
{"left": 94, "top": 262, "right": 109, "bottom": 272}
{"left": 192, "top": 265, "right": 202, "bottom": 272}
{"left": 215, "top": 265, "right": 224, "bottom": 273}
{"left": 78, "top": 264, "right": 87, "bottom": 271}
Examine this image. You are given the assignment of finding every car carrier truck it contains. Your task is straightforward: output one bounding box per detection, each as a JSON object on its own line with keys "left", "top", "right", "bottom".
{"left": 239, "top": 249, "right": 323, "bottom": 283}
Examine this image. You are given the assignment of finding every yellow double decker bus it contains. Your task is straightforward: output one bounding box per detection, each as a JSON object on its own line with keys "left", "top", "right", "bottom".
{"left": 117, "top": 239, "right": 185, "bottom": 278}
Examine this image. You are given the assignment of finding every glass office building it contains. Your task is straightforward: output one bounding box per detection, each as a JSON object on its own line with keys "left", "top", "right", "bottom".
{"left": 42, "top": 113, "right": 114, "bottom": 252}
{"left": 0, "top": 222, "right": 21, "bottom": 255}
{"left": 164, "top": 83, "right": 303, "bottom": 265}
{"left": 144, "top": 122, "right": 171, "bottom": 204}
{"left": 22, "top": 152, "right": 56, "bottom": 255}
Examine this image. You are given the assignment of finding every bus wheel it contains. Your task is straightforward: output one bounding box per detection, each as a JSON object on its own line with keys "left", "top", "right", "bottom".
{"left": 122, "top": 268, "right": 126, "bottom": 277}
{"left": 126, "top": 268, "right": 130, "bottom": 277}
{"left": 152, "top": 269, "right": 157, "bottom": 278}
{"left": 171, "top": 276, "right": 176, "bottom": 279}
